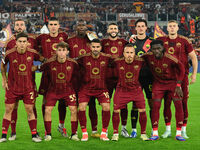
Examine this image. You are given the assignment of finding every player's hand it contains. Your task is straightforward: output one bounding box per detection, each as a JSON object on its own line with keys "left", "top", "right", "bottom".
{"left": 31, "top": 65, "right": 38, "bottom": 72}
{"left": 2, "top": 80, "right": 8, "bottom": 90}
{"left": 174, "top": 86, "right": 183, "bottom": 98}
{"left": 189, "top": 73, "right": 196, "bottom": 84}
{"left": 129, "top": 34, "right": 137, "bottom": 43}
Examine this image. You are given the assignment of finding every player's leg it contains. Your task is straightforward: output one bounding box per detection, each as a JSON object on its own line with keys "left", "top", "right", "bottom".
{"left": 24, "top": 102, "right": 41, "bottom": 142}
{"left": 172, "top": 98, "right": 185, "bottom": 141}
{"left": 88, "top": 97, "right": 99, "bottom": 137}
{"left": 138, "top": 108, "right": 148, "bottom": 141}
{"left": 120, "top": 106, "right": 129, "bottom": 138}
{"left": 130, "top": 102, "right": 138, "bottom": 138}
{"left": 57, "top": 99, "right": 67, "bottom": 137}
{"left": 0, "top": 103, "right": 15, "bottom": 142}
{"left": 44, "top": 106, "right": 54, "bottom": 141}
{"left": 100, "top": 102, "right": 110, "bottom": 141}
{"left": 181, "top": 75, "right": 189, "bottom": 139}
{"left": 149, "top": 99, "right": 162, "bottom": 141}
{"left": 111, "top": 109, "right": 120, "bottom": 141}
{"left": 68, "top": 105, "right": 79, "bottom": 141}
{"left": 9, "top": 101, "right": 19, "bottom": 141}
{"left": 161, "top": 94, "right": 172, "bottom": 138}
{"left": 78, "top": 102, "right": 89, "bottom": 141}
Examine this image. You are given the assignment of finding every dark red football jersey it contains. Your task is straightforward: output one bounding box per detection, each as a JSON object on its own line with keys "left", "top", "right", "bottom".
{"left": 114, "top": 57, "right": 144, "bottom": 91}
{"left": 77, "top": 52, "right": 113, "bottom": 91}
{"left": 142, "top": 52, "right": 185, "bottom": 84}
{"left": 67, "top": 35, "right": 91, "bottom": 58}
{"left": 157, "top": 35, "right": 193, "bottom": 74}
{"left": 40, "top": 56, "right": 79, "bottom": 94}
{"left": 101, "top": 38, "right": 127, "bottom": 58}
{"left": 36, "top": 32, "right": 68, "bottom": 58}
{"left": 4, "top": 48, "right": 40, "bottom": 94}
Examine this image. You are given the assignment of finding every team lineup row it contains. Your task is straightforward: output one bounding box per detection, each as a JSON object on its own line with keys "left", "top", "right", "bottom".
{"left": 0, "top": 18, "right": 198, "bottom": 143}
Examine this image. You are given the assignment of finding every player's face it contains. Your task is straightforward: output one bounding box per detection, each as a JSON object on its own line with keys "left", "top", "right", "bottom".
{"left": 107, "top": 25, "right": 119, "bottom": 38}
{"left": 56, "top": 47, "right": 69, "bottom": 60}
{"left": 90, "top": 42, "right": 102, "bottom": 56}
{"left": 14, "top": 21, "right": 26, "bottom": 33}
{"left": 151, "top": 44, "right": 164, "bottom": 59}
{"left": 77, "top": 22, "right": 87, "bottom": 35}
{"left": 16, "top": 37, "right": 28, "bottom": 50}
{"left": 123, "top": 47, "right": 135, "bottom": 63}
{"left": 48, "top": 21, "right": 60, "bottom": 34}
{"left": 135, "top": 22, "right": 147, "bottom": 35}
{"left": 167, "top": 22, "right": 179, "bottom": 35}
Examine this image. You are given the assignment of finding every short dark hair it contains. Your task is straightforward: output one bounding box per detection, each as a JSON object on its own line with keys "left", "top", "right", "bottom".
{"left": 48, "top": 17, "right": 59, "bottom": 22}
{"left": 77, "top": 19, "right": 86, "bottom": 25}
{"left": 135, "top": 19, "right": 147, "bottom": 27}
{"left": 108, "top": 23, "right": 118, "bottom": 27}
{"left": 14, "top": 19, "right": 25, "bottom": 25}
{"left": 56, "top": 41, "right": 69, "bottom": 49}
{"left": 124, "top": 43, "right": 135, "bottom": 49}
{"left": 90, "top": 38, "right": 101, "bottom": 45}
{"left": 150, "top": 40, "right": 164, "bottom": 47}
{"left": 16, "top": 32, "right": 28, "bottom": 41}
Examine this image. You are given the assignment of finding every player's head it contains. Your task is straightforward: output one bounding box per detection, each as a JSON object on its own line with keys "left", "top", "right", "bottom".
{"left": 123, "top": 43, "right": 135, "bottom": 63}
{"left": 76, "top": 20, "right": 87, "bottom": 36}
{"left": 150, "top": 40, "right": 165, "bottom": 59}
{"left": 90, "top": 39, "right": 102, "bottom": 56}
{"left": 167, "top": 20, "right": 179, "bottom": 36}
{"left": 107, "top": 23, "right": 119, "bottom": 38}
{"left": 14, "top": 19, "right": 26, "bottom": 33}
{"left": 48, "top": 17, "right": 60, "bottom": 34}
{"left": 16, "top": 32, "right": 29, "bottom": 51}
{"left": 135, "top": 19, "right": 147, "bottom": 35}
{"left": 56, "top": 42, "right": 69, "bottom": 60}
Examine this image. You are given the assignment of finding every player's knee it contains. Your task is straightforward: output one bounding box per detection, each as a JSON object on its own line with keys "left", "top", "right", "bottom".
{"left": 70, "top": 106, "right": 77, "bottom": 114}
{"left": 79, "top": 103, "right": 87, "bottom": 111}
{"left": 5, "top": 105, "right": 14, "bottom": 114}
{"left": 45, "top": 107, "right": 52, "bottom": 115}
{"left": 114, "top": 109, "right": 120, "bottom": 113}
{"left": 138, "top": 109, "right": 146, "bottom": 112}
{"left": 102, "top": 103, "right": 110, "bottom": 111}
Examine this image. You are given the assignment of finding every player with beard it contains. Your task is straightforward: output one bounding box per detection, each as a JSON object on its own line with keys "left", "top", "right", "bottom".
{"left": 101, "top": 23, "right": 129, "bottom": 138}
{"left": 36, "top": 17, "right": 69, "bottom": 137}
{"left": 157, "top": 20, "right": 198, "bottom": 139}
{"left": 66, "top": 20, "right": 100, "bottom": 138}
{"left": 129, "top": 19, "right": 154, "bottom": 138}
{"left": 77, "top": 39, "right": 112, "bottom": 141}
{"left": 142, "top": 40, "right": 186, "bottom": 141}
{"left": 111, "top": 44, "right": 148, "bottom": 141}
{"left": 2, "top": 19, "right": 39, "bottom": 141}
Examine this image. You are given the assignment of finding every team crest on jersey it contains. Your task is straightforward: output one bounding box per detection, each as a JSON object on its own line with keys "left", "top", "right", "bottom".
{"left": 100, "top": 61, "right": 105, "bottom": 65}
{"left": 120, "top": 66, "right": 124, "bottom": 70}
{"left": 168, "top": 47, "right": 175, "bottom": 55}
{"left": 66, "top": 66, "right": 71, "bottom": 70}
{"left": 150, "top": 61, "right": 154, "bottom": 65}
{"left": 163, "top": 64, "right": 168, "bottom": 68}
{"left": 73, "top": 44, "right": 78, "bottom": 48}
{"left": 118, "top": 41, "right": 122, "bottom": 45}
{"left": 164, "top": 41, "right": 168, "bottom": 45}
{"left": 58, "top": 72, "right": 65, "bottom": 79}
{"left": 27, "top": 56, "right": 32, "bottom": 62}
{"left": 155, "top": 67, "right": 162, "bottom": 74}
{"left": 134, "top": 65, "right": 139, "bottom": 69}
{"left": 12, "top": 59, "right": 18, "bottom": 63}
{"left": 52, "top": 67, "right": 57, "bottom": 71}
{"left": 19, "top": 64, "right": 26, "bottom": 71}
{"left": 79, "top": 49, "right": 86, "bottom": 55}
{"left": 176, "top": 42, "right": 181, "bottom": 48}
{"left": 105, "top": 43, "right": 109, "bottom": 46}
{"left": 126, "top": 72, "right": 133, "bottom": 79}
{"left": 46, "top": 39, "right": 51, "bottom": 42}
{"left": 86, "top": 62, "right": 91, "bottom": 66}
{"left": 59, "top": 37, "right": 63, "bottom": 41}
{"left": 111, "top": 46, "right": 118, "bottom": 54}
{"left": 52, "top": 43, "right": 57, "bottom": 51}
{"left": 92, "top": 67, "right": 100, "bottom": 75}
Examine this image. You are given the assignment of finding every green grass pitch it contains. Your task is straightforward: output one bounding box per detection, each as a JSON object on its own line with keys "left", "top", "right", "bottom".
{"left": 0, "top": 73, "right": 199, "bottom": 150}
